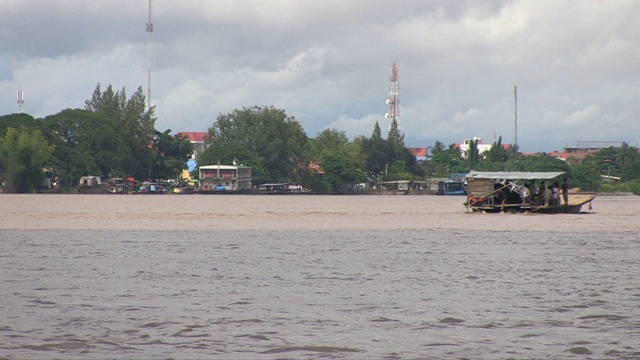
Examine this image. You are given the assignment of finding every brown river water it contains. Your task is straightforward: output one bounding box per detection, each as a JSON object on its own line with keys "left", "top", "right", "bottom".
{"left": 0, "top": 194, "right": 639, "bottom": 358}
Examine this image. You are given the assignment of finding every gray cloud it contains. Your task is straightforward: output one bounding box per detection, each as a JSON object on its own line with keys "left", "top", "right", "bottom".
{"left": 1, "top": 0, "right": 639, "bottom": 152}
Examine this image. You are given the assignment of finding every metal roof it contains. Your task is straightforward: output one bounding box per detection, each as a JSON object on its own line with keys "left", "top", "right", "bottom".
{"left": 466, "top": 171, "right": 565, "bottom": 180}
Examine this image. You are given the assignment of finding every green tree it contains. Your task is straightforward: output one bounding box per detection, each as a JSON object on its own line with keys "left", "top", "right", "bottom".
{"left": 589, "top": 146, "right": 618, "bottom": 176}
{"left": 43, "top": 109, "right": 120, "bottom": 185}
{"left": 148, "top": 130, "right": 194, "bottom": 181}
{"left": 360, "top": 120, "right": 420, "bottom": 179}
{"left": 85, "top": 84, "right": 156, "bottom": 179}
{"left": 429, "top": 142, "right": 464, "bottom": 175}
{"left": 320, "top": 154, "right": 367, "bottom": 193}
{"left": 621, "top": 157, "right": 640, "bottom": 181}
{"left": 570, "top": 162, "right": 601, "bottom": 191}
{"left": 199, "top": 106, "right": 309, "bottom": 185}
{"left": 431, "top": 141, "right": 446, "bottom": 155}
{"left": 466, "top": 138, "right": 480, "bottom": 169}
{"left": 614, "top": 142, "right": 638, "bottom": 171}
{"left": 310, "top": 128, "right": 349, "bottom": 156}
{"left": 484, "top": 136, "right": 511, "bottom": 163}
{"left": 0, "top": 127, "right": 54, "bottom": 193}
{"left": 387, "top": 118, "right": 404, "bottom": 148}
{"left": 308, "top": 128, "right": 366, "bottom": 192}
{"left": 361, "top": 122, "right": 389, "bottom": 176}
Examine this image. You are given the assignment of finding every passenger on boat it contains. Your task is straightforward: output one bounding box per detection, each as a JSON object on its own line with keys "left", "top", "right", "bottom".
{"left": 551, "top": 181, "right": 560, "bottom": 205}
{"left": 506, "top": 181, "right": 520, "bottom": 204}
{"left": 521, "top": 185, "right": 531, "bottom": 204}
{"left": 538, "top": 181, "right": 549, "bottom": 206}
{"left": 562, "top": 178, "right": 569, "bottom": 205}
{"left": 495, "top": 181, "right": 506, "bottom": 204}
{"left": 529, "top": 180, "right": 538, "bottom": 200}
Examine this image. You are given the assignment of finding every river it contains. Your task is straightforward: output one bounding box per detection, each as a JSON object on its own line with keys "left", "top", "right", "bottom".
{"left": 1, "top": 194, "right": 639, "bottom": 359}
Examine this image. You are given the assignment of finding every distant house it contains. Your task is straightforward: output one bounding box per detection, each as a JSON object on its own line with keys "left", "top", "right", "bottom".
{"left": 177, "top": 131, "right": 208, "bottom": 160}
{"left": 409, "top": 147, "right": 429, "bottom": 161}
{"left": 305, "top": 161, "right": 325, "bottom": 175}
{"left": 457, "top": 137, "right": 510, "bottom": 158}
{"left": 547, "top": 150, "right": 595, "bottom": 164}
{"left": 459, "top": 137, "right": 492, "bottom": 158}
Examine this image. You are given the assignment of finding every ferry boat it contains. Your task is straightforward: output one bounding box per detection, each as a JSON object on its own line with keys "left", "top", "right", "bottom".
{"left": 437, "top": 173, "right": 467, "bottom": 195}
{"left": 464, "top": 171, "right": 596, "bottom": 213}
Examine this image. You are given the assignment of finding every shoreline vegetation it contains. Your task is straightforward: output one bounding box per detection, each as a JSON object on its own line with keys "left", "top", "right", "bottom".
{"left": 1, "top": 87, "right": 640, "bottom": 195}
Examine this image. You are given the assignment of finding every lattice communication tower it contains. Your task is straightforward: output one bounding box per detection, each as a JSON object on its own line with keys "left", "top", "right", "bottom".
{"left": 385, "top": 62, "right": 400, "bottom": 130}
{"left": 17, "top": 88, "right": 24, "bottom": 113}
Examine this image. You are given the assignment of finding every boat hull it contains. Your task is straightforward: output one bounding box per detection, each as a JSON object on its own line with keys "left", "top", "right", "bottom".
{"left": 467, "top": 192, "right": 597, "bottom": 214}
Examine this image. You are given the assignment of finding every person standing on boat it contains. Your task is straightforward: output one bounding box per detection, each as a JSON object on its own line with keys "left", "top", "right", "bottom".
{"left": 529, "top": 180, "right": 538, "bottom": 201}
{"left": 562, "top": 178, "right": 569, "bottom": 205}
{"left": 539, "top": 181, "right": 548, "bottom": 206}
{"left": 551, "top": 181, "right": 560, "bottom": 205}
{"left": 521, "top": 184, "right": 531, "bottom": 204}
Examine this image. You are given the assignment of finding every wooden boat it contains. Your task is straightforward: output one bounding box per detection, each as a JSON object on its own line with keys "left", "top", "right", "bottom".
{"left": 464, "top": 171, "right": 596, "bottom": 214}
{"left": 77, "top": 175, "right": 109, "bottom": 194}
{"left": 258, "top": 183, "right": 311, "bottom": 194}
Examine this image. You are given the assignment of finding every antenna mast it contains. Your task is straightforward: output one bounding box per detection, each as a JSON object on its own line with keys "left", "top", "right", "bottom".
{"left": 385, "top": 62, "right": 400, "bottom": 130}
{"left": 514, "top": 86, "right": 518, "bottom": 151}
{"left": 17, "top": 88, "right": 24, "bottom": 113}
{"left": 146, "top": 0, "right": 153, "bottom": 110}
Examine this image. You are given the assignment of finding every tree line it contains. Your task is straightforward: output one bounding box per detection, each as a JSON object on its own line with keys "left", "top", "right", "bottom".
{"left": 1, "top": 84, "right": 639, "bottom": 194}
{"left": 0, "top": 85, "right": 194, "bottom": 193}
{"left": 196, "top": 105, "right": 640, "bottom": 194}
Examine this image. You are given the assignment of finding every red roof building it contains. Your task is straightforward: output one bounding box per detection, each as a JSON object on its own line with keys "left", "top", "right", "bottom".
{"left": 177, "top": 131, "right": 208, "bottom": 159}
{"left": 178, "top": 131, "right": 208, "bottom": 143}
{"left": 409, "top": 147, "right": 429, "bottom": 160}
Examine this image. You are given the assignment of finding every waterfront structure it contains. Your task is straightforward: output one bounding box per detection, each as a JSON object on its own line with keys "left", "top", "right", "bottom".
{"left": 198, "top": 164, "right": 251, "bottom": 193}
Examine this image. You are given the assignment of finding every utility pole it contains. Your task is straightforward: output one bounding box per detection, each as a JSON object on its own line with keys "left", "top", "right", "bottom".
{"left": 146, "top": 0, "right": 153, "bottom": 110}
{"left": 17, "top": 88, "right": 24, "bottom": 113}
{"left": 514, "top": 86, "right": 518, "bottom": 152}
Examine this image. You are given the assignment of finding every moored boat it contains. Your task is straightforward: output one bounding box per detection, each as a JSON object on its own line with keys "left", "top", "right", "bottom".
{"left": 77, "top": 175, "right": 109, "bottom": 194}
{"left": 437, "top": 173, "right": 467, "bottom": 195}
{"left": 258, "top": 183, "right": 311, "bottom": 194}
{"left": 464, "top": 171, "right": 596, "bottom": 213}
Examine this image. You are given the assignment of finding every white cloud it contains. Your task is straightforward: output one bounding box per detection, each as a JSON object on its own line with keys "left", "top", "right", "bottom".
{"left": 1, "top": 0, "right": 640, "bottom": 152}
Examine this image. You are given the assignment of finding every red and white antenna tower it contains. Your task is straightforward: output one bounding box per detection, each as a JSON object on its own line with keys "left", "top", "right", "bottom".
{"left": 17, "top": 88, "right": 24, "bottom": 113}
{"left": 385, "top": 62, "right": 399, "bottom": 129}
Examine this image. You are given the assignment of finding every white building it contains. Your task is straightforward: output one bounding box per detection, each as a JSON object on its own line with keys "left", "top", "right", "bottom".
{"left": 198, "top": 165, "right": 252, "bottom": 193}
{"left": 458, "top": 137, "right": 494, "bottom": 159}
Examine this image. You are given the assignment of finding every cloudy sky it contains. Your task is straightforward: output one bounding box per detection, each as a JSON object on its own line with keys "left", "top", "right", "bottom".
{"left": 1, "top": 0, "right": 639, "bottom": 152}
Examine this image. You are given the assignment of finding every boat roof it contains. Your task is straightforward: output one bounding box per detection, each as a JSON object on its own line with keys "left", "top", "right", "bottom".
{"left": 466, "top": 171, "right": 565, "bottom": 180}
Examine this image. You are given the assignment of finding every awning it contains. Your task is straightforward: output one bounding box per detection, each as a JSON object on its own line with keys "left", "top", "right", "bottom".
{"left": 466, "top": 171, "right": 565, "bottom": 180}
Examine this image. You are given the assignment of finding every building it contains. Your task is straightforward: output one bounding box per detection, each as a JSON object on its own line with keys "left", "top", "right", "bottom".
{"left": 177, "top": 131, "right": 208, "bottom": 160}
{"left": 545, "top": 150, "right": 596, "bottom": 164}
{"left": 198, "top": 164, "right": 251, "bottom": 193}
{"left": 409, "top": 147, "right": 429, "bottom": 161}
{"left": 458, "top": 137, "right": 494, "bottom": 158}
